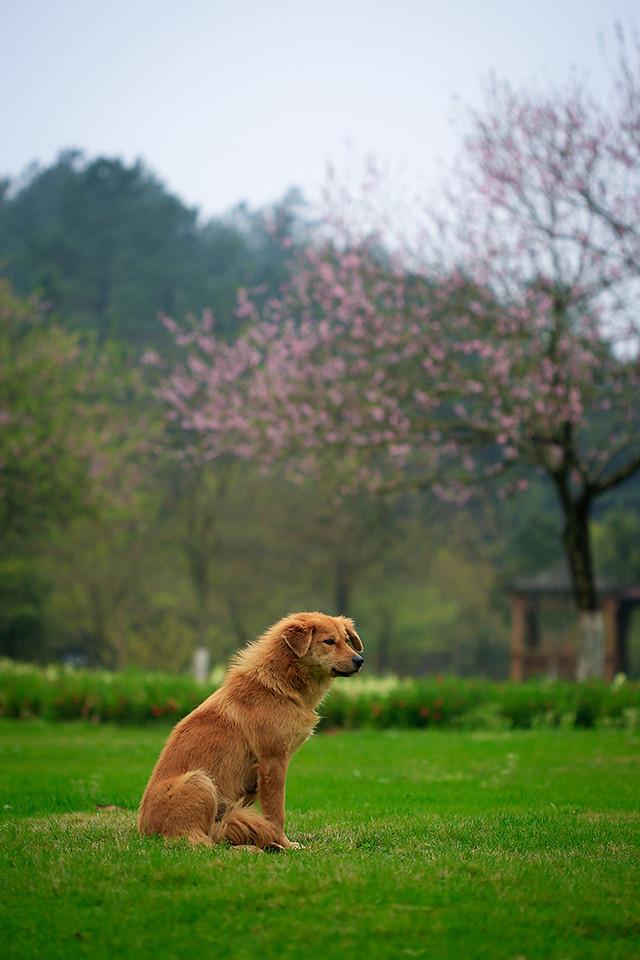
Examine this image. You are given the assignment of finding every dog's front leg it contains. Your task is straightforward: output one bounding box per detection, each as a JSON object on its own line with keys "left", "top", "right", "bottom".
{"left": 257, "top": 756, "right": 300, "bottom": 849}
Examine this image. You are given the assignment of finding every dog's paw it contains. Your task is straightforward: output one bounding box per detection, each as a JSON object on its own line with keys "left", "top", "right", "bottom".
{"left": 278, "top": 833, "right": 304, "bottom": 851}
{"left": 264, "top": 840, "right": 304, "bottom": 853}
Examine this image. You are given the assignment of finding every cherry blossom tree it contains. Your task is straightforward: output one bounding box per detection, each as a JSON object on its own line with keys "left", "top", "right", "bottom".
{"left": 423, "top": 58, "right": 640, "bottom": 677}
{"left": 158, "top": 40, "right": 640, "bottom": 679}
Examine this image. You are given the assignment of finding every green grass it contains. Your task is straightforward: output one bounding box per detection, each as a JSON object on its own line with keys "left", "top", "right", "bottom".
{"left": 1, "top": 721, "right": 639, "bottom": 959}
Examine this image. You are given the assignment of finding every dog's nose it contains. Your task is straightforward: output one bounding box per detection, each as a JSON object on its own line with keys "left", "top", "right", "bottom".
{"left": 353, "top": 655, "right": 364, "bottom": 671}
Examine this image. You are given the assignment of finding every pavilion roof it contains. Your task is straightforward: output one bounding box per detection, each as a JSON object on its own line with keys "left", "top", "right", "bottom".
{"left": 509, "top": 566, "right": 622, "bottom": 597}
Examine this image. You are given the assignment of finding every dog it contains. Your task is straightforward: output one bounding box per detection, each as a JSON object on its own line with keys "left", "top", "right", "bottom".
{"left": 137, "top": 611, "right": 364, "bottom": 849}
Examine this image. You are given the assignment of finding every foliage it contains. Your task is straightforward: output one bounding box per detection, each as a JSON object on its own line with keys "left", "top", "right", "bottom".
{"left": 0, "top": 278, "right": 94, "bottom": 539}
{"left": 0, "top": 275, "right": 164, "bottom": 663}
{"left": 153, "top": 39, "right": 640, "bottom": 692}
{"left": 0, "top": 276, "right": 157, "bottom": 540}
{"left": 1, "top": 724, "right": 639, "bottom": 960}
{"left": 0, "top": 660, "right": 205, "bottom": 725}
{"left": 593, "top": 507, "right": 640, "bottom": 586}
{"left": 323, "top": 672, "right": 640, "bottom": 730}
{"left": 1, "top": 659, "right": 638, "bottom": 729}
{"left": 4, "top": 48, "right": 640, "bottom": 677}
{"left": 158, "top": 63, "right": 640, "bottom": 615}
{"left": 0, "top": 557, "right": 48, "bottom": 661}
{"left": 0, "top": 152, "right": 303, "bottom": 350}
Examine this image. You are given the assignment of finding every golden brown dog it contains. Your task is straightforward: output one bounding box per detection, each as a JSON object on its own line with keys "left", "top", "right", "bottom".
{"left": 137, "top": 611, "right": 364, "bottom": 849}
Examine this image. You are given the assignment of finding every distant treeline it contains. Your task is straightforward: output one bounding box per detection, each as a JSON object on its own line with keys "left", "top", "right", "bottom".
{"left": 0, "top": 150, "right": 303, "bottom": 350}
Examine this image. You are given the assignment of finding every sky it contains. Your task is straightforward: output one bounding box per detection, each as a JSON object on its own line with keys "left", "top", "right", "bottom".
{"left": 1, "top": 0, "right": 638, "bottom": 221}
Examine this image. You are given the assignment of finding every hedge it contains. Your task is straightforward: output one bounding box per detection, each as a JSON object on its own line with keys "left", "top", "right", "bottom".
{"left": 0, "top": 659, "right": 638, "bottom": 730}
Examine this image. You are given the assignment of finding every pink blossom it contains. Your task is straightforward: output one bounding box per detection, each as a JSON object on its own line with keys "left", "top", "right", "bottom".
{"left": 141, "top": 351, "right": 161, "bottom": 366}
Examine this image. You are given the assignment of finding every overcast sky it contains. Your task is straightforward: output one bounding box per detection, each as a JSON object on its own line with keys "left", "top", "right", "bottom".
{"left": 2, "top": 0, "right": 638, "bottom": 220}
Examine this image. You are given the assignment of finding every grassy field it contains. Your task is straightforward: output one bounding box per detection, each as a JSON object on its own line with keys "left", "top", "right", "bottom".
{"left": 1, "top": 721, "right": 639, "bottom": 959}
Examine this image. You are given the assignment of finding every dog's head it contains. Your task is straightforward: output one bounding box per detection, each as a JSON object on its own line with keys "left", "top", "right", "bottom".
{"left": 280, "top": 612, "right": 364, "bottom": 678}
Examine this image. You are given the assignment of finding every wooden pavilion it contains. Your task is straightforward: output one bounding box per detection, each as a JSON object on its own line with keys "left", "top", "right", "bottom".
{"left": 509, "top": 567, "right": 640, "bottom": 681}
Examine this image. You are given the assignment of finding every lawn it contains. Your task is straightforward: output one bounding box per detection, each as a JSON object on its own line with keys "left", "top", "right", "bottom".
{"left": 1, "top": 720, "right": 639, "bottom": 959}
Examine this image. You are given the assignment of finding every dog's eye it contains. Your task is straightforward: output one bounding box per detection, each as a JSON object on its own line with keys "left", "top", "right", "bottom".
{"left": 323, "top": 638, "right": 336, "bottom": 645}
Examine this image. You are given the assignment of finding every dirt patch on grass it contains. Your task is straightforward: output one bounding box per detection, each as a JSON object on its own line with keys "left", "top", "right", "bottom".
{"left": 577, "top": 810, "right": 640, "bottom": 822}
{"left": 26, "top": 807, "right": 137, "bottom": 839}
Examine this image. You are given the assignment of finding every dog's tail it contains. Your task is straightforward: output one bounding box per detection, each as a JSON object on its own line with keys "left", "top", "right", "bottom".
{"left": 138, "top": 771, "right": 281, "bottom": 849}
{"left": 211, "top": 803, "right": 280, "bottom": 848}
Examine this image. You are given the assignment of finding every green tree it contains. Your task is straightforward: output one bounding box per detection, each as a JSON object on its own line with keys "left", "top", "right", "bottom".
{"left": 0, "top": 276, "right": 162, "bottom": 662}
{"left": 0, "top": 278, "right": 92, "bottom": 540}
{"left": 0, "top": 153, "right": 304, "bottom": 352}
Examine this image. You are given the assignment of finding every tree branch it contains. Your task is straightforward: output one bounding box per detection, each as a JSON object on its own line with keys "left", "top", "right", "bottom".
{"left": 590, "top": 444, "right": 640, "bottom": 495}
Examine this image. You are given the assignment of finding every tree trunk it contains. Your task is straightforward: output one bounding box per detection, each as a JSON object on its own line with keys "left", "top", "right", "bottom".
{"left": 561, "top": 493, "right": 605, "bottom": 680}
{"left": 335, "top": 557, "right": 352, "bottom": 616}
{"left": 375, "top": 607, "right": 393, "bottom": 674}
{"left": 187, "top": 543, "right": 211, "bottom": 648}
{"left": 575, "top": 610, "right": 606, "bottom": 680}
{"left": 183, "top": 468, "right": 216, "bottom": 650}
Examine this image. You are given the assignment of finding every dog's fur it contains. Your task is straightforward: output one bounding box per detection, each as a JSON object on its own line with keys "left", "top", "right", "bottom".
{"left": 137, "top": 611, "right": 364, "bottom": 849}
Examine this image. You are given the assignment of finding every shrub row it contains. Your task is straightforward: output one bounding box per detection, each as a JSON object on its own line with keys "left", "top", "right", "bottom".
{"left": 0, "top": 659, "right": 638, "bottom": 730}
{"left": 0, "top": 660, "right": 205, "bottom": 726}
{"left": 321, "top": 673, "right": 640, "bottom": 730}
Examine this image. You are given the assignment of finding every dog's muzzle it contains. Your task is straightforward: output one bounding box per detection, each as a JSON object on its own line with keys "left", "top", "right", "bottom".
{"left": 333, "top": 655, "right": 364, "bottom": 677}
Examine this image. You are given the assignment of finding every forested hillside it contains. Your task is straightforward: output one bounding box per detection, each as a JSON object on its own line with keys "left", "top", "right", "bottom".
{"left": 1, "top": 151, "right": 638, "bottom": 676}
{"left": 0, "top": 151, "right": 299, "bottom": 349}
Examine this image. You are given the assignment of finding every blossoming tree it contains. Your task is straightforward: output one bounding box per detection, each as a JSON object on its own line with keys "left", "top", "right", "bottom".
{"left": 159, "top": 45, "right": 640, "bottom": 678}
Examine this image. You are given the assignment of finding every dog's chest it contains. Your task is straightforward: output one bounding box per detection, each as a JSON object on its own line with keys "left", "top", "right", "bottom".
{"left": 290, "top": 714, "right": 319, "bottom": 752}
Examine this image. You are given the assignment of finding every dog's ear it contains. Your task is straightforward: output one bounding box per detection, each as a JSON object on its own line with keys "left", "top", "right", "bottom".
{"left": 343, "top": 619, "right": 363, "bottom": 652}
{"left": 282, "top": 619, "right": 313, "bottom": 657}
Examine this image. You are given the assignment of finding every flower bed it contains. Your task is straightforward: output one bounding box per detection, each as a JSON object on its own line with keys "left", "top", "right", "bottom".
{"left": 0, "top": 660, "right": 204, "bottom": 726}
{"left": 322, "top": 672, "right": 640, "bottom": 730}
{"left": 0, "top": 659, "right": 638, "bottom": 729}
